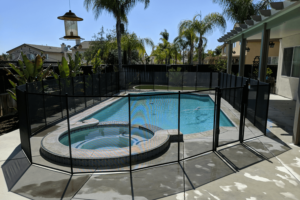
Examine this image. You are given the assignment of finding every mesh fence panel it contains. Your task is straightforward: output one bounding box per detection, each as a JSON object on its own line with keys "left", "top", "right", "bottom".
{"left": 130, "top": 93, "right": 179, "bottom": 170}
{"left": 125, "top": 72, "right": 140, "bottom": 91}
{"left": 229, "top": 75, "right": 236, "bottom": 105}
{"left": 43, "top": 79, "right": 63, "bottom": 124}
{"left": 234, "top": 77, "right": 243, "bottom": 111}
{"left": 60, "top": 77, "right": 75, "bottom": 116}
{"left": 154, "top": 72, "right": 168, "bottom": 90}
{"left": 92, "top": 74, "right": 101, "bottom": 104}
{"left": 100, "top": 73, "right": 108, "bottom": 101}
{"left": 222, "top": 74, "right": 228, "bottom": 100}
{"left": 182, "top": 91, "right": 215, "bottom": 159}
{"left": 183, "top": 72, "right": 196, "bottom": 90}
{"left": 85, "top": 75, "right": 94, "bottom": 107}
{"left": 106, "top": 73, "right": 112, "bottom": 95}
{"left": 246, "top": 79, "right": 258, "bottom": 124}
{"left": 218, "top": 88, "right": 241, "bottom": 146}
{"left": 27, "top": 82, "right": 45, "bottom": 133}
{"left": 212, "top": 72, "right": 219, "bottom": 88}
{"left": 220, "top": 73, "right": 224, "bottom": 88}
{"left": 197, "top": 72, "right": 210, "bottom": 90}
{"left": 73, "top": 76, "right": 85, "bottom": 112}
{"left": 29, "top": 92, "right": 71, "bottom": 173}
{"left": 226, "top": 74, "right": 232, "bottom": 100}
{"left": 254, "top": 84, "right": 270, "bottom": 134}
{"left": 139, "top": 71, "right": 154, "bottom": 90}
{"left": 169, "top": 72, "right": 183, "bottom": 91}
{"left": 119, "top": 72, "right": 126, "bottom": 91}
{"left": 16, "top": 88, "right": 32, "bottom": 161}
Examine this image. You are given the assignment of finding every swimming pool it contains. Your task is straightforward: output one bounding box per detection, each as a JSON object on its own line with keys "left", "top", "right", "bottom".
{"left": 85, "top": 93, "right": 234, "bottom": 134}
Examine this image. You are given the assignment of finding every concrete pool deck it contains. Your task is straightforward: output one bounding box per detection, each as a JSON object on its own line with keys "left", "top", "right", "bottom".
{"left": 1, "top": 94, "right": 300, "bottom": 199}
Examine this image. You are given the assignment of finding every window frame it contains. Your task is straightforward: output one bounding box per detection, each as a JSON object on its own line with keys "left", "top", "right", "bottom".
{"left": 281, "top": 46, "right": 300, "bottom": 78}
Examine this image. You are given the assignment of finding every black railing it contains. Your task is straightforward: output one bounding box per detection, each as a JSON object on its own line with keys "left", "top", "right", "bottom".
{"left": 16, "top": 71, "right": 270, "bottom": 174}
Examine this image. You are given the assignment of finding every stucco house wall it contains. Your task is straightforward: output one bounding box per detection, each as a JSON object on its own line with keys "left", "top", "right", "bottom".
{"left": 7, "top": 44, "right": 66, "bottom": 62}
{"left": 221, "top": 40, "right": 280, "bottom": 65}
{"left": 276, "top": 34, "right": 300, "bottom": 100}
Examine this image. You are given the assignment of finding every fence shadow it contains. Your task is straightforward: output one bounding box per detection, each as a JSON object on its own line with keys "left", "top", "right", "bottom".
{"left": 1, "top": 145, "right": 30, "bottom": 191}
{"left": 217, "top": 143, "right": 264, "bottom": 171}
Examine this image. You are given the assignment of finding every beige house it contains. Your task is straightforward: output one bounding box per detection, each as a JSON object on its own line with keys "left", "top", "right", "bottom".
{"left": 221, "top": 39, "right": 280, "bottom": 65}
{"left": 7, "top": 43, "right": 72, "bottom": 62}
{"left": 218, "top": 1, "right": 300, "bottom": 144}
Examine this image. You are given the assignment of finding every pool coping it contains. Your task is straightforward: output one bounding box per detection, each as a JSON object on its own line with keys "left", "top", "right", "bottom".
{"left": 40, "top": 120, "right": 185, "bottom": 167}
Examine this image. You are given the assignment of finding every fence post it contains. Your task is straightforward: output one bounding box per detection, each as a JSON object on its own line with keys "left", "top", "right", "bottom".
{"left": 178, "top": 91, "right": 181, "bottom": 161}
{"left": 41, "top": 80, "right": 47, "bottom": 126}
{"left": 214, "top": 87, "right": 221, "bottom": 150}
{"left": 24, "top": 90, "right": 33, "bottom": 163}
{"left": 128, "top": 94, "right": 132, "bottom": 171}
{"left": 65, "top": 93, "right": 73, "bottom": 174}
{"left": 239, "top": 80, "right": 249, "bottom": 143}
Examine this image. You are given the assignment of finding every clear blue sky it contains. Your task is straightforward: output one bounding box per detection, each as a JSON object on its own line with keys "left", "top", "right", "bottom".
{"left": 0, "top": 0, "right": 234, "bottom": 55}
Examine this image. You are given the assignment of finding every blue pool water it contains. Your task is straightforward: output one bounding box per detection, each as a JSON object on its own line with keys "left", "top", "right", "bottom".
{"left": 60, "top": 126, "right": 153, "bottom": 149}
{"left": 85, "top": 93, "right": 234, "bottom": 134}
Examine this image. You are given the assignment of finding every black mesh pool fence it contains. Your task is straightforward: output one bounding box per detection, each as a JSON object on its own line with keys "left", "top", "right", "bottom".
{"left": 15, "top": 71, "right": 270, "bottom": 175}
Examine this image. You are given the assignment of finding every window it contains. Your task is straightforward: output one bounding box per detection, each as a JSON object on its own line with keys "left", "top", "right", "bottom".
{"left": 282, "top": 47, "right": 300, "bottom": 77}
{"left": 223, "top": 47, "right": 226, "bottom": 54}
{"left": 45, "top": 54, "right": 48, "bottom": 60}
{"left": 27, "top": 54, "right": 35, "bottom": 60}
{"left": 268, "top": 56, "right": 278, "bottom": 65}
{"left": 233, "top": 42, "right": 236, "bottom": 48}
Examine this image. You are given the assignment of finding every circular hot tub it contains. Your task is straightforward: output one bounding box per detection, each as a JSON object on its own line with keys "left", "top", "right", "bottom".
{"left": 40, "top": 121, "right": 171, "bottom": 168}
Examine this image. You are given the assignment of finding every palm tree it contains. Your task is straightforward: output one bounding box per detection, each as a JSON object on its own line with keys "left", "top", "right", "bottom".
{"left": 121, "top": 32, "right": 154, "bottom": 64}
{"left": 160, "top": 29, "right": 169, "bottom": 41}
{"left": 213, "top": 0, "right": 273, "bottom": 24}
{"left": 84, "top": 0, "right": 150, "bottom": 71}
{"left": 179, "top": 12, "right": 226, "bottom": 65}
{"left": 151, "top": 46, "right": 168, "bottom": 64}
{"left": 178, "top": 24, "right": 197, "bottom": 64}
{"left": 158, "top": 29, "right": 171, "bottom": 64}
{"left": 173, "top": 37, "right": 189, "bottom": 64}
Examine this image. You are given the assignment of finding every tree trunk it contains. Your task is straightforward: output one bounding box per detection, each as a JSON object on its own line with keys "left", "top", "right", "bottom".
{"left": 116, "top": 19, "right": 122, "bottom": 71}
{"left": 198, "top": 36, "right": 203, "bottom": 65}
